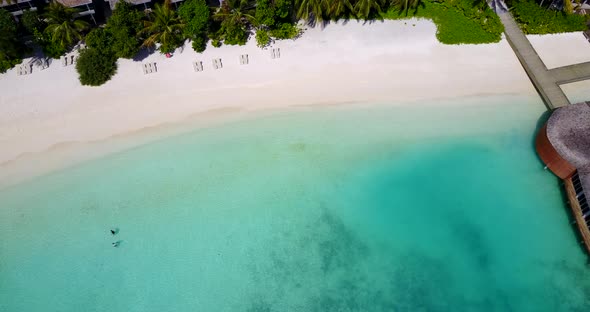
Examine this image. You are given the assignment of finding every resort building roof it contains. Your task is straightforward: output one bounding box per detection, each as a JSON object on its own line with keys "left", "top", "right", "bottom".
{"left": 55, "top": 0, "right": 96, "bottom": 23}
{"left": 0, "top": 0, "right": 32, "bottom": 7}
{"left": 55, "top": 0, "right": 92, "bottom": 7}
{"left": 0, "top": 0, "right": 36, "bottom": 18}
{"left": 546, "top": 102, "right": 590, "bottom": 191}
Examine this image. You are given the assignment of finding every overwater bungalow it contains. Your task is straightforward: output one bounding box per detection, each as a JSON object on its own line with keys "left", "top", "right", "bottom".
{"left": 536, "top": 102, "right": 590, "bottom": 253}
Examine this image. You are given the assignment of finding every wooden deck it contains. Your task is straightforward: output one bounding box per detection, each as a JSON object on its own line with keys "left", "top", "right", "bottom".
{"left": 499, "top": 12, "right": 590, "bottom": 109}
{"left": 564, "top": 175, "right": 590, "bottom": 254}
{"left": 548, "top": 61, "right": 590, "bottom": 84}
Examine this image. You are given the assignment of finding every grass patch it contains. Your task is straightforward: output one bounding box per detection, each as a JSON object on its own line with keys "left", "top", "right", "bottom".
{"left": 508, "top": 0, "right": 588, "bottom": 34}
{"left": 382, "top": 0, "right": 504, "bottom": 44}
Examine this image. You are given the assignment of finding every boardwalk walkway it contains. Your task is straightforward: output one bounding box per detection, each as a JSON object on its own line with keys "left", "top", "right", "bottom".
{"left": 499, "top": 12, "right": 571, "bottom": 109}
{"left": 549, "top": 61, "right": 590, "bottom": 84}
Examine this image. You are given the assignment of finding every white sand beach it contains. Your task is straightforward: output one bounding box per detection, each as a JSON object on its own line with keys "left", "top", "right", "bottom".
{"left": 0, "top": 19, "right": 586, "bottom": 188}
{"left": 528, "top": 32, "right": 590, "bottom": 69}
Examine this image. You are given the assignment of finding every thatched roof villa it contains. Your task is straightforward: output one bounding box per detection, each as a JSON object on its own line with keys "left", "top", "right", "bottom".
{"left": 536, "top": 102, "right": 590, "bottom": 253}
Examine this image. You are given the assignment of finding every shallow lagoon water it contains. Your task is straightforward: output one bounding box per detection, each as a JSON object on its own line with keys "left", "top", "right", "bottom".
{"left": 1, "top": 96, "right": 590, "bottom": 311}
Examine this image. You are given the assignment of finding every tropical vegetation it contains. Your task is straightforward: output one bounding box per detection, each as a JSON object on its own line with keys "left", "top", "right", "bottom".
{"left": 76, "top": 44, "right": 118, "bottom": 86}
{"left": 43, "top": 1, "right": 89, "bottom": 52}
{"left": 0, "top": 8, "right": 23, "bottom": 73}
{"left": 142, "top": 0, "right": 185, "bottom": 53}
{"left": 178, "top": 0, "right": 210, "bottom": 52}
{"left": 383, "top": 0, "right": 504, "bottom": 44}
{"left": 0, "top": 0, "right": 588, "bottom": 84}
{"left": 105, "top": 1, "right": 145, "bottom": 59}
{"left": 508, "top": 0, "right": 589, "bottom": 34}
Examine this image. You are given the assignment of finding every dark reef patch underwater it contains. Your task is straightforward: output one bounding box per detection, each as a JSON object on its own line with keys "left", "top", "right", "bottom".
{"left": 2, "top": 96, "right": 590, "bottom": 311}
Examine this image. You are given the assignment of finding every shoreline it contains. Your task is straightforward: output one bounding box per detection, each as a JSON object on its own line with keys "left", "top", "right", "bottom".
{"left": 0, "top": 93, "right": 543, "bottom": 190}
{"left": 0, "top": 18, "right": 585, "bottom": 189}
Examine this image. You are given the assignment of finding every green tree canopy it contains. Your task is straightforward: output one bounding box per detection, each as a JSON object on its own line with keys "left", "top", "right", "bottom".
{"left": 0, "top": 8, "right": 23, "bottom": 72}
{"left": 213, "top": 0, "right": 256, "bottom": 45}
{"left": 353, "top": 0, "right": 382, "bottom": 19}
{"left": 295, "top": 0, "right": 324, "bottom": 23}
{"left": 178, "top": 0, "right": 210, "bottom": 52}
{"left": 76, "top": 47, "right": 118, "bottom": 86}
{"left": 43, "top": 1, "right": 89, "bottom": 51}
{"left": 21, "top": 9, "right": 43, "bottom": 34}
{"left": 393, "top": 0, "right": 422, "bottom": 16}
{"left": 178, "top": 0, "right": 210, "bottom": 36}
{"left": 85, "top": 28, "right": 113, "bottom": 53}
{"left": 255, "top": 0, "right": 297, "bottom": 45}
{"left": 141, "top": 0, "right": 185, "bottom": 53}
{"left": 325, "top": 0, "right": 353, "bottom": 18}
{"left": 106, "top": 1, "right": 144, "bottom": 59}
{"left": 255, "top": 0, "right": 276, "bottom": 27}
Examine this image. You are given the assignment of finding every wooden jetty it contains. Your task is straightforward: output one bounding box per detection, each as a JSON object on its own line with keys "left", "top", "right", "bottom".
{"left": 499, "top": 12, "right": 590, "bottom": 109}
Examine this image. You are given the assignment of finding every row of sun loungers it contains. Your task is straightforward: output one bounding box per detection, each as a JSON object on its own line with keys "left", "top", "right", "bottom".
{"left": 16, "top": 47, "right": 282, "bottom": 77}
{"left": 16, "top": 59, "right": 50, "bottom": 76}
{"left": 189, "top": 50, "right": 279, "bottom": 73}
{"left": 572, "top": 173, "right": 590, "bottom": 231}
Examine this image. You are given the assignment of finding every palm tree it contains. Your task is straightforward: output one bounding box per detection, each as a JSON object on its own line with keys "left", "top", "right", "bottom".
{"left": 395, "top": 0, "right": 421, "bottom": 15}
{"left": 353, "top": 0, "right": 382, "bottom": 19}
{"left": 325, "top": 0, "right": 353, "bottom": 18}
{"left": 213, "top": 0, "right": 256, "bottom": 26}
{"left": 141, "top": 0, "right": 185, "bottom": 53}
{"left": 213, "top": 0, "right": 256, "bottom": 45}
{"left": 43, "top": 1, "right": 89, "bottom": 51}
{"left": 295, "top": 0, "right": 325, "bottom": 24}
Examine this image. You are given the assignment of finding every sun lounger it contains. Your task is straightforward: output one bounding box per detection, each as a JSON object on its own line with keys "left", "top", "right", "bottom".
{"left": 271, "top": 48, "right": 281, "bottom": 59}
{"left": 240, "top": 54, "right": 249, "bottom": 65}
{"left": 193, "top": 61, "right": 203, "bottom": 72}
{"left": 212, "top": 58, "right": 222, "bottom": 69}
{"left": 61, "top": 54, "right": 77, "bottom": 67}
{"left": 142, "top": 62, "right": 157, "bottom": 74}
{"left": 17, "top": 64, "right": 31, "bottom": 76}
{"left": 41, "top": 59, "right": 49, "bottom": 70}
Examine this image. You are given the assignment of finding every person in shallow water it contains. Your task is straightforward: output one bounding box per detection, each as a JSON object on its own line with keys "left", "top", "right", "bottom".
{"left": 110, "top": 228, "right": 118, "bottom": 235}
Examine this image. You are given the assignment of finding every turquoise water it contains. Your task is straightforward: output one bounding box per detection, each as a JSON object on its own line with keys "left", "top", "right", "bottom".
{"left": 1, "top": 96, "right": 590, "bottom": 311}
